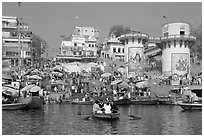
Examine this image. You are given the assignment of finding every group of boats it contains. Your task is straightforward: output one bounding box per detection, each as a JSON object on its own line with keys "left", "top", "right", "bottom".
{"left": 2, "top": 82, "right": 45, "bottom": 110}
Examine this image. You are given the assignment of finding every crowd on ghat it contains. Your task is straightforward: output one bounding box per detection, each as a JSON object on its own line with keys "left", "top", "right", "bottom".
{"left": 3, "top": 59, "right": 202, "bottom": 104}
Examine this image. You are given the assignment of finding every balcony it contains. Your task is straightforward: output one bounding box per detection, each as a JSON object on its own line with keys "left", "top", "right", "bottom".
{"left": 118, "top": 32, "right": 149, "bottom": 40}
{"left": 161, "top": 35, "right": 196, "bottom": 41}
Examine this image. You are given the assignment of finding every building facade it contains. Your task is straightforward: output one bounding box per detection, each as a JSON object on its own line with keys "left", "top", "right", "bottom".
{"left": 2, "top": 16, "right": 32, "bottom": 67}
{"left": 57, "top": 26, "right": 99, "bottom": 62}
{"left": 101, "top": 32, "right": 125, "bottom": 61}
{"left": 159, "top": 22, "right": 196, "bottom": 76}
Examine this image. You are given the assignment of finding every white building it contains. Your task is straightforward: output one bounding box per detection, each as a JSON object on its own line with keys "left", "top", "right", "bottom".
{"left": 118, "top": 30, "right": 149, "bottom": 74}
{"left": 160, "top": 22, "right": 196, "bottom": 76}
{"left": 101, "top": 32, "right": 125, "bottom": 61}
{"left": 57, "top": 26, "right": 99, "bottom": 62}
{"left": 2, "top": 16, "right": 32, "bottom": 67}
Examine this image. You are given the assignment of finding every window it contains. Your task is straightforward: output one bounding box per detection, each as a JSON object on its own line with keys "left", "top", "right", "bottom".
{"left": 132, "top": 38, "right": 134, "bottom": 43}
{"left": 126, "top": 39, "right": 128, "bottom": 44}
{"left": 92, "top": 44, "right": 94, "bottom": 47}
{"left": 122, "top": 48, "right": 124, "bottom": 53}
{"left": 113, "top": 48, "right": 116, "bottom": 53}
{"left": 89, "top": 44, "right": 91, "bottom": 47}
{"left": 164, "top": 32, "right": 168, "bottom": 37}
{"left": 74, "top": 43, "right": 77, "bottom": 46}
{"left": 85, "top": 30, "right": 87, "bottom": 32}
{"left": 180, "top": 31, "right": 185, "bottom": 35}
{"left": 118, "top": 48, "right": 121, "bottom": 53}
{"left": 73, "top": 52, "right": 76, "bottom": 55}
{"left": 63, "top": 51, "right": 66, "bottom": 55}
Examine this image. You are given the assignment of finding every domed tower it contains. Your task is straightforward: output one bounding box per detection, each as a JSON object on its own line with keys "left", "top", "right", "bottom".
{"left": 118, "top": 30, "right": 148, "bottom": 75}
{"left": 160, "top": 22, "right": 196, "bottom": 76}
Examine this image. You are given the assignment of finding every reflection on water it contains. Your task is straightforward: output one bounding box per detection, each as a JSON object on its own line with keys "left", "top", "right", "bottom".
{"left": 2, "top": 104, "right": 202, "bottom": 135}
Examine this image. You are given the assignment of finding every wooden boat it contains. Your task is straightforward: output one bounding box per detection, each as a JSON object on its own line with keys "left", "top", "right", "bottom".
{"left": 179, "top": 102, "right": 202, "bottom": 110}
{"left": 131, "top": 99, "right": 158, "bottom": 105}
{"left": 2, "top": 103, "right": 28, "bottom": 110}
{"left": 71, "top": 101, "right": 93, "bottom": 105}
{"left": 92, "top": 112, "right": 120, "bottom": 120}
{"left": 17, "top": 96, "right": 44, "bottom": 109}
{"left": 113, "top": 98, "right": 131, "bottom": 105}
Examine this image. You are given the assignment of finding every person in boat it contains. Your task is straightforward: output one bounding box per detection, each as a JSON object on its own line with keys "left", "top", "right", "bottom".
{"left": 98, "top": 100, "right": 105, "bottom": 113}
{"left": 104, "top": 102, "right": 112, "bottom": 114}
{"left": 110, "top": 101, "right": 119, "bottom": 113}
{"left": 93, "top": 100, "right": 103, "bottom": 114}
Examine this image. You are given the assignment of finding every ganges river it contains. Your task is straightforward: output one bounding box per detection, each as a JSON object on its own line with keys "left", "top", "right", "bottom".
{"left": 2, "top": 104, "right": 202, "bottom": 135}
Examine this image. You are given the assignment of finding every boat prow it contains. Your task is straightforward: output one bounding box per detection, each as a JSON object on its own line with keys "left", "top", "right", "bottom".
{"left": 2, "top": 103, "right": 28, "bottom": 110}
{"left": 92, "top": 112, "right": 120, "bottom": 120}
{"left": 17, "top": 96, "right": 44, "bottom": 109}
{"left": 179, "top": 102, "right": 202, "bottom": 110}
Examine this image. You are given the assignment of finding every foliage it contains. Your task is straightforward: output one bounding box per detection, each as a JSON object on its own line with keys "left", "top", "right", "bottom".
{"left": 108, "top": 25, "right": 130, "bottom": 37}
{"left": 191, "top": 24, "right": 202, "bottom": 60}
{"left": 31, "top": 34, "right": 48, "bottom": 60}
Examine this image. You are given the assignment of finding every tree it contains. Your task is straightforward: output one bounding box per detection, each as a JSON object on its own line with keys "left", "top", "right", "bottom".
{"left": 108, "top": 25, "right": 130, "bottom": 37}
{"left": 191, "top": 24, "right": 202, "bottom": 60}
{"left": 31, "top": 34, "right": 48, "bottom": 67}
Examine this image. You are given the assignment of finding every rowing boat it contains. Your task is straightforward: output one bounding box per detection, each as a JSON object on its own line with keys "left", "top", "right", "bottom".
{"left": 92, "top": 112, "right": 120, "bottom": 120}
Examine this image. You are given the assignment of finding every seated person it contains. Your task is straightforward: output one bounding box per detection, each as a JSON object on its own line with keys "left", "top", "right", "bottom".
{"left": 104, "top": 102, "right": 111, "bottom": 114}
{"left": 93, "top": 100, "right": 102, "bottom": 114}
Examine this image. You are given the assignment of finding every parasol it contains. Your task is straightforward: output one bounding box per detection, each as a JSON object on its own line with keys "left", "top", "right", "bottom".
{"left": 118, "top": 81, "right": 129, "bottom": 88}
{"left": 111, "top": 79, "right": 123, "bottom": 85}
{"left": 101, "top": 72, "right": 112, "bottom": 78}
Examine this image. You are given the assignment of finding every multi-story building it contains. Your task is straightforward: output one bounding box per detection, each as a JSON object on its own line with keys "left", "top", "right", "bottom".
{"left": 101, "top": 32, "right": 125, "bottom": 61}
{"left": 2, "top": 16, "right": 32, "bottom": 67}
{"left": 57, "top": 26, "right": 99, "bottom": 62}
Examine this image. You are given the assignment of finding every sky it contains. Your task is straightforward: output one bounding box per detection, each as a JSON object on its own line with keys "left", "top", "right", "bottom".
{"left": 2, "top": 2, "right": 202, "bottom": 58}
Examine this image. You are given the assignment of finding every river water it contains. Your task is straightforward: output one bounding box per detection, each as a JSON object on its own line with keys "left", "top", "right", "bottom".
{"left": 2, "top": 104, "right": 202, "bottom": 135}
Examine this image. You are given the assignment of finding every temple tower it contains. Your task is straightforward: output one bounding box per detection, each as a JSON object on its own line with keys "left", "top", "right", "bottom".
{"left": 160, "top": 22, "right": 196, "bottom": 76}
{"left": 118, "top": 30, "right": 148, "bottom": 75}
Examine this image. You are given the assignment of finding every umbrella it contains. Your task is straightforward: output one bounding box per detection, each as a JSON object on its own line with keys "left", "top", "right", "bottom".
{"left": 127, "top": 73, "right": 137, "bottom": 78}
{"left": 20, "top": 84, "right": 36, "bottom": 92}
{"left": 111, "top": 79, "right": 123, "bottom": 85}
{"left": 52, "top": 71, "right": 63, "bottom": 76}
{"left": 24, "top": 68, "right": 35, "bottom": 75}
{"left": 53, "top": 66, "right": 63, "bottom": 72}
{"left": 2, "top": 73, "right": 13, "bottom": 80}
{"left": 54, "top": 80, "right": 68, "bottom": 85}
{"left": 2, "top": 87, "right": 19, "bottom": 97}
{"left": 4, "top": 84, "right": 19, "bottom": 90}
{"left": 136, "top": 80, "right": 149, "bottom": 88}
{"left": 118, "top": 67, "right": 126, "bottom": 73}
{"left": 81, "top": 79, "right": 92, "bottom": 83}
{"left": 91, "top": 80, "right": 104, "bottom": 86}
{"left": 118, "top": 81, "right": 129, "bottom": 88}
{"left": 101, "top": 72, "right": 112, "bottom": 78}
{"left": 30, "top": 86, "right": 41, "bottom": 92}
{"left": 29, "top": 75, "right": 42, "bottom": 80}
{"left": 2, "top": 86, "right": 9, "bottom": 92}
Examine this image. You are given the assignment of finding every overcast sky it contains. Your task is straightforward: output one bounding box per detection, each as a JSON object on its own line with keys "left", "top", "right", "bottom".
{"left": 2, "top": 2, "right": 202, "bottom": 57}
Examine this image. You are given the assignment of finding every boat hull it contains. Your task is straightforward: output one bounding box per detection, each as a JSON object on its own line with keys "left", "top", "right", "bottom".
{"left": 131, "top": 99, "right": 158, "bottom": 105}
{"left": 2, "top": 103, "right": 28, "bottom": 110}
{"left": 17, "top": 96, "right": 44, "bottom": 109}
{"left": 71, "top": 101, "right": 93, "bottom": 105}
{"left": 92, "top": 113, "right": 120, "bottom": 120}
{"left": 179, "top": 103, "right": 202, "bottom": 110}
{"left": 114, "top": 98, "right": 131, "bottom": 105}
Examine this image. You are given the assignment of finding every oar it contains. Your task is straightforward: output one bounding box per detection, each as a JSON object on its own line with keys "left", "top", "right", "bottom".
{"left": 82, "top": 113, "right": 93, "bottom": 120}
{"left": 128, "top": 115, "right": 142, "bottom": 120}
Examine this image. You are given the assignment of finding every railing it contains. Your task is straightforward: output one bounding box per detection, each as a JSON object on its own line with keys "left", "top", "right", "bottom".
{"left": 161, "top": 35, "right": 196, "bottom": 40}
{"left": 119, "top": 32, "right": 149, "bottom": 39}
